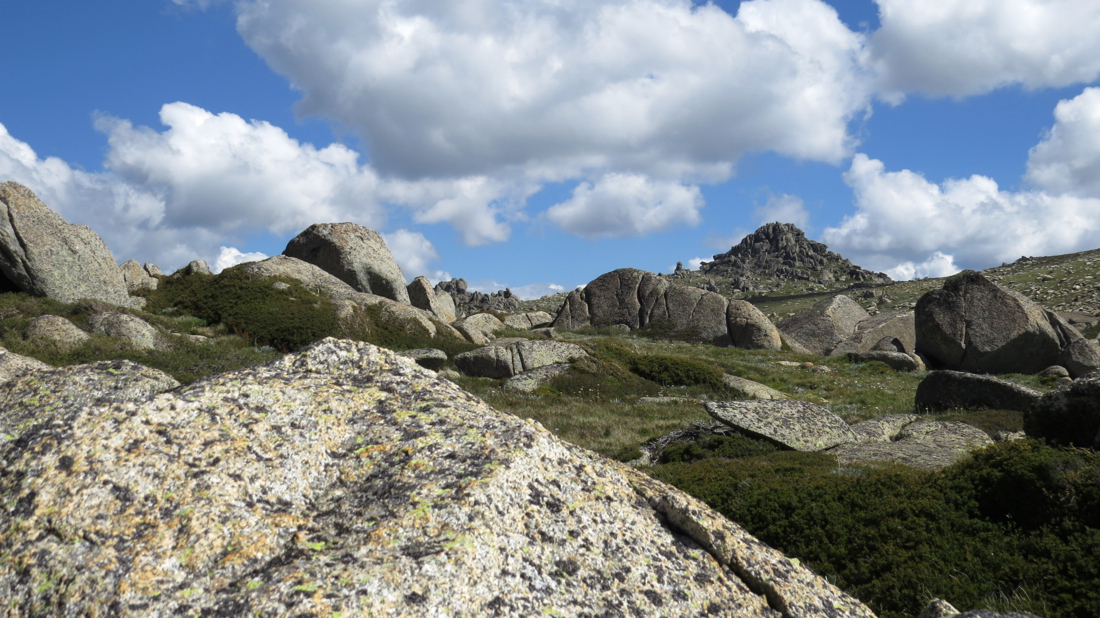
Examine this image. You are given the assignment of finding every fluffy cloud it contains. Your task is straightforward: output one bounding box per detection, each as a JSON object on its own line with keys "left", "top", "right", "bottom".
{"left": 511, "top": 282, "right": 566, "bottom": 300}
{"left": 546, "top": 174, "right": 703, "bottom": 238}
{"left": 381, "top": 229, "right": 449, "bottom": 282}
{"left": 885, "top": 251, "right": 958, "bottom": 281}
{"left": 753, "top": 193, "right": 810, "bottom": 228}
{"left": 214, "top": 247, "right": 269, "bottom": 273}
{"left": 871, "top": 0, "right": 1100, "bottom": 99}
{"left": 1026, "top": 87, "right": 1100, "bottom": 197}
{"left": 823, "top": 154, "right": 1100, "bottom": 277}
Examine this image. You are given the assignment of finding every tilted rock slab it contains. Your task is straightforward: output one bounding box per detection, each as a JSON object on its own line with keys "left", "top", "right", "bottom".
{"left": 284, "top": 222, "right": 411, "bottom": 304}
{"left": 848, "top": 414, "right": 921, "bottom": 443}
{"left": 1025, "top": 370, "right": 1100, "bottom": 449}
{"left": 0, "top": 339, "right": 874, "bottom": 617}
{"left": 915, "top": 370, "right": 1042, "bottom": 413}
{"left": 916, "top": 271, "right": 1100, "bottom": 377}
{"left": 503, "top": 362, "right": 572, "bottom": 392}
{"left": 407, "top": 275, "right": 456, "bottom": 323}
{"left": 0, "top": 182, "right": 137, "bottom": 308}
{"left": 727, "top": 300, "right": 782, "bottom": 350}
{"left": 830, "top": 311, "right": 916, "bottom": 356}
{"left": 778, "top": 295, "right": 869, "bottom": 356}
{"left": 826, "top": 421, "right": 993, "bottom": 470}
{"left": 455, "top": 338, "right": 588, "bottom": 379}
{"left": 706, "top": 400, "right": 857, "bottom": 451}
{"left": 452, "top": 312, "right": 508, "bottom": 345}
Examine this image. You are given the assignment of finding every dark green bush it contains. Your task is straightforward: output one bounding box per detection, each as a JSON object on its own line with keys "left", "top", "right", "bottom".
{"left": 650, "top": 441, "right": 1100, "bottom": 618}
{"left": 658, "top": 434, "right": 777, "bottom": 464}
{"left": 627, "top": 353, "right": 724, "bottom": 388}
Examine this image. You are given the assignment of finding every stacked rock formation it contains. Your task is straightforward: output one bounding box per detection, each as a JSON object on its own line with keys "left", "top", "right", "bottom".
{"left": 0, "top": 338, "right": 875, "bottom": 617}
{"left": 434, "top": 278, "right": 521, "bottom": 316}
{"left": 699, "top": 222, "right": 891, "bottom": 292}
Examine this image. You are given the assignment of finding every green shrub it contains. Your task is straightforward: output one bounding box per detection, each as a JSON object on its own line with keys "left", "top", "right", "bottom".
{"left": 937, "top": 409, "right": 1024, "bottom": 438}
{"left": 658, "top": 434, "right": 778, "bottom": 464}
{"left": 650, "top": 441, "right": 1100, "bottom": 618}
{"left": 627, "top": 353, "right": 724, "bottom": 388}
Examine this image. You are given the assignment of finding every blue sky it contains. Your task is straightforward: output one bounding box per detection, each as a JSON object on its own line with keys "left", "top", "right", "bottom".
{"left": 3, "top": 0, "right": 1100, "bottom": 298}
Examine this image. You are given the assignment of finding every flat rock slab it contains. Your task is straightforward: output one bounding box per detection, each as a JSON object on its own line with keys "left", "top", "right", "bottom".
{"left": 0, "top": 338, "right": 874, "bottom": 617}
{"left": 503, "top": 362, "right": 571, "bottom": 392}
{"left": 455, "top": 339, "right": 588, "bottom": 379}
{"left": 916, "top": 370, "right": 1041, "bottom": 412}
{"left": 827, "top": 420, "right": 993, "bottom": 469}
{"left": 706, "top": 400, "right": 857, "bottom": 451}
{"left": 722, "top": 374, "right": 788, "bottom": 400}
{"left": 849, "top": 414, "right": 921, "bottom": 443}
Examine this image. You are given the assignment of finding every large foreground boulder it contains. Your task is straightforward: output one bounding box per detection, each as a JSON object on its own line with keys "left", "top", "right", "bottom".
{"left": 1024, "top": 370, "right": 1100, "bottom": 448}
{"left": 705, "top": 400, "right": 857, "bottom": 451}
{"left": 916, "top": 370, "right": 1042, "bottom": 412}
{"left": 284, "top": 222, "right": 411, "bottom": 304}
{"left": 916, "top": 271, "right": 1100, "bottom": 377}
{"left": 0, "top": 338, "right": 874, "bottom": 617}
{"left": 0, "top": 182, "right": 136, "bottom": 308}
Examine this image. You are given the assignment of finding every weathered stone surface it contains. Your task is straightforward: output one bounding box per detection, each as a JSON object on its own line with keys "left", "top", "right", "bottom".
{"left": 780, "top": 331, "right": 814, "bottom": 355}
{"left": 721, "top": 374, "right": 788, "bottom": 400}
{"left": 920, "top": 598, "right": 1041, "bottom": 618}
{"left": 1024, "top": 370, "right": 1100, "bottom": 448}
{"left": 0, "top": 182, "right": 136, "bottom": 307}
{"left": 25, "top": 314, "right": 89, "bottom": 350}
{"left": 849, "top": 351, "right": 924, "bottom": 372}
{"left": 827, "top": 421, "right": 993, "bottom": 469}
{"left": 502, "top": 311, "right": 554, "bottom": 330}
{"left": 916, "top": 370, "right": 1042, "bottom": 412}
{"left": 503, "top": 363, "right": 572, "bottom": 392}
{"left": 181, "top": 259, "right": 212, "bottom": 276}
{"left": 407, "top": 276, "right": 456, "bottom": 322}
{"left": 831, "top": 312, "right": 916, "bottom": 356}
{"left": 242, "top": 255, "right": 358, "bottom": 298}
{"left": 455, "top": 338, "right": 588, "bottom": 379}
{"left": 0, "top": 347, "right": 51, "bottom": 383}
{"left": 1039, "top": 365, "right": 1070, "bottom": 378}
{"left": 435, "top": 278, "right": 522, "bottom": 316}
{"left": 849, "top": 414, "right": 921, "bottom": 443}
{"left": 706, "top": 400, "right": 857, "bottom": 451}
{"left": 119, "top": 259, "right": 157, "bottom": 291}
{"left": 434, "top": 289, "right": 457, "bottom": 321}
{"left": 453, "top": 312, "right": 507, "bottom": 345}
{"left": 727, "top": 300, "right": 782, "bottom": 350}
{"left": 0, "top": 358, "right": 179, "bottom": 443}
{"left": 0, "top": 338, "right": 873, "bottom": 617}
{"left": 778, "top": 295, "right": 870, "bottom": 356}
{"left": 284, "top": 222, "right": 410, "bottom": 303}
{"left": 550, "top": 288, "right": 590, "bottom": 330}
{"left": 398, "top": 348, "right": 447, "bottom": 370}
{"left": 143, "top": 262, "right": 163, "bottom": 277}
{"left": 916, "top": 271, "right": 1100, "bottom": 377}
{"left": 86, "top": 312, "right": 162, "bottom": 350}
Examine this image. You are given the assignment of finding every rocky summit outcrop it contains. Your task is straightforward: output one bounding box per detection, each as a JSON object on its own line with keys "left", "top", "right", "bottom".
{"left": 552, "top": 268, "right": 753, "bottom": 347}
{"left": 0, "top": 182, "right": 137, "bottom": 308}
{"left": 0, "top": 338, "right": 874, "bottom": 617}
{"left": 706, "top": 400, "right": 857, "bottom": 451}
{"left": 699, "top": 222, "right": 890, "bottom": 291}
{"left": 455, "top": 338, "right": 589, "bottom": 379}
{"left": 434, "top": 278, "right": 521, "bottom": 316}
{"left": 916, "top": 370, "right": 1042, "bottom": 413}
{"left": 284, "top": 222, "right": 410, "bottom": 304}
{"left": 1024, "top": 370, "right": 1100, "bottom": 449}
{"left": 916, "top": 271, "right": 1100, "bottom": 377}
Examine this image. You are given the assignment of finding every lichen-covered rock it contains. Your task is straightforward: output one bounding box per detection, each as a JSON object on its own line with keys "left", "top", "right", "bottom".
{"left": 119, "top": 259, "right": 158, "bottom": 292}
{"left": 916, "top": 370, "right": 1042, "bottom": 412}
{"left": 86, "top": 312, "right": 163, "bottom": 350}
{"left": 778, "top": 295, "right": 870, "bottom": 356}
{"left": 0, "top": 182, "right": 137, "bottom": 308}
{"left": 830, "top": 312, "right": 916, "bottom": 356}
{"left": 179, "top": 259, "right": 212, "bottom": 276}
{"left": 848, "top": 414, "right": 921, "bottom": 443}
{"left": 827, "top": 421, "right": 993, "bottom": 469}
{"left": 916, "top": 271, "right": 1100, "bottom": 377}
{"left": 453, "top": 312, "right": 508, "bottom": 344}
{"left": 284, "top": 222, "right": 410, "bottom": 303}
{"left": 721, "top": 374, "right": 788, "bottom": 400}
{"left": 705, "top": 400, "right": 857, "bottom": 451}
{"left": 25, "top": 314, "right": 90, "bottom": 351}
{"left": 1024, "top": 370, "right": 1100, "bottom": 448}
{"left": 727, "top": 300, "right": 782, "bottom": 350}
{"left": 407, "top": 276, "right": 456, "bottom": 323}
{"left": 0, "top": 347, "right": 52, "bottom": 383}
{"left": 503, "top": 362, "right": 572, "bottom": 392}
{"left": 143, "top": 262, "right": 163, "bottom": 277}
{"left": 502, "top": 311, "right": 554, "bottom": 330}
{"left": 550, "top": 288, "right": 590, "bottom": 330}
{"left": 455, "top": 338, "right": 588, "bottom": 379}
{"left": 398, "top": 347, "right": 447, "bottom": 370}
{"left": 0, "top": 338, "right": 874, "bottom": 617}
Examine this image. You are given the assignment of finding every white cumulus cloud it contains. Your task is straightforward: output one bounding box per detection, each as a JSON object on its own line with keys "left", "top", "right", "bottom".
{"left": 871, "top": 0, "right": 1100, "bottom": 99}
{"left": 511, "top": 282, "right": 566, "bottom": 300}
{"left": 823, "top": 154, "right": 1100, "bottom": 274}
{"left": 214, "top": 247, "right": 268, "bottom": 273}
{"left": 381, "top": 229, "right": 450, "bottom": 283}
{"left": 753, "top": 193, "right": 810, "bottom": 228}
{"left": 886, "top": 251, "right": 959, "bottom": 281}
{"left": 546, "top": 174, "right": 703, "bottom": 239}
{"left": 1026, "top": 87, "right": 1100, "bottom": 198}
